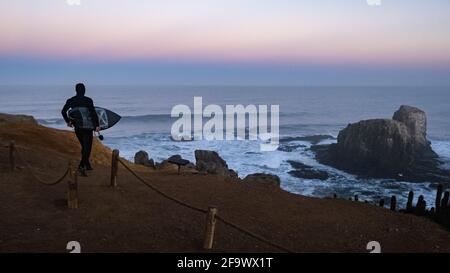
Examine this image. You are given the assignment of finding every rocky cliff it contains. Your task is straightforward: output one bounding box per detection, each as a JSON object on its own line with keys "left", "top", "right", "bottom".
{"left": 312, "top": 106, "right": 449, "bottom": 182}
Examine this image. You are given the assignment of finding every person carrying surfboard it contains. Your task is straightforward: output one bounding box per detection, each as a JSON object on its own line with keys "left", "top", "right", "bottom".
{"left": 61, "top": 83, "right": 100, "bottom": 176}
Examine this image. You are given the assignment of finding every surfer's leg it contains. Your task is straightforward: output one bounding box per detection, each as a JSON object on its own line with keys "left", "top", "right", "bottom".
{"left": 75, "top": 129, "right": 85, "bottom": 168}
{"left": 85, "top": 130, "right": 94, "bottom": 169}
{"left": 80, "top": 130, "right": 89, "bottom": 168}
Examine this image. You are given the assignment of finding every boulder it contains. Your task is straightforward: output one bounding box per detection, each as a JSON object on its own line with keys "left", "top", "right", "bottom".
{"left": 195, "top": 150, "right": 228, "bottom": 167}
{"left": 134, "top": 150, "right": 155, "bottom": 168}
{"left": 229, "top": 169, "right": 239, "bottom": 179}
{"left": 312, "top": 105, "right": 449, "bottom": 182}
{"left": 156, "top": 160, "right": 179, "bottom": 172}
{"left": 180, "top": 162, "right": 199, "bottom": 173}
{"left": 156, "top": 155, "right": 197, "bottom": 173}
{"left": 168, "top": 155, "right": 191, "bottom": 166}
{"left": 195, "top": 150, "right": 233, "bottom": 176}
{"left": 242, "top": 173, "right": 281, "bottom": 188}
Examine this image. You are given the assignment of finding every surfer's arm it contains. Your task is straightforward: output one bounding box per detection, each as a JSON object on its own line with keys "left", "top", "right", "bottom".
{"left": 61, "top": 100, "right": 71, "bottom": 124}
{"left": 87, "top": 99, "right": 100, "bottom": 128}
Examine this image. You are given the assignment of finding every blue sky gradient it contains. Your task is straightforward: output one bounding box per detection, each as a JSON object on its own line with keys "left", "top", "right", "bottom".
{"left": 0, "top": 0, "right": 449, "bottom": 85}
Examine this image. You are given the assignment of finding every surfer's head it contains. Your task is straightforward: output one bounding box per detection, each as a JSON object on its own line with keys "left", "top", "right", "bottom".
{"left": 75, "top": 83, "right": 85, "bottom": 96}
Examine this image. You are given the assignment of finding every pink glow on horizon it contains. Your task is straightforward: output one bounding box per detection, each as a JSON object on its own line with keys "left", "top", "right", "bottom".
{"left": 1, "top": 0, "right": 450, "bottom": 67}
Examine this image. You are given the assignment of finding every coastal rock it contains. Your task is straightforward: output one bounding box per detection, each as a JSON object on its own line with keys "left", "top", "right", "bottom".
{"left": 336, "top": 119, "right": 414, "bottom": 172}
{"left": 177, "top": 161, "right": 199, "bottom": 174}
{"left": 392, "top": 105, "right": 434, "bottom": 157}
{"left": 312, "top": 105, "right": 450, "bottom": 182}
{"left": 168, "top": 155, "right": 197, "bottom": 173}
{"left": 180, "top": 162, "right": 199, "bottom": 173}
{"left": 287, "top": 160, "right": 330, "bottom": 180}
{"left": 195, "top": 150, "right": 233, "bottom": 176}
{"left": 156, "top": 155, "right": 198, "bottom": 173}
{"left": 156, "top": 160, "right": 179, "bottom": 172}
{"left": 229, "top": 169, "right": 239, "bottom": 179}
{"left": 242, "top": 173, "right": 281, "bottom": 188}
{"left": 167, "top": 155, "right": 191, "bottom": 166}
{"left": 0, "top": 113, "right": 37, "bottom": 126}
{"left": 134, "top": 150, "right": 155, "bottom": 168}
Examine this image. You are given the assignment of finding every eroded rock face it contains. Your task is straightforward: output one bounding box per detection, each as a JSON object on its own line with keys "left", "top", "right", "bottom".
{"left": 242, "top": 173, "right": 281, "bottom": 188}
{"left": 312, "top": 105, "right": 449, "bottom": 182}
{"left": 134, "top": 150, "right": 155, "bottom": 168}
{"left": 392, "top": 105, "right": 430, "bottom": 156}
{"left": 335, "top": 119, "right": 414, "bottom": 173}
{"left": 194, "top": 150, "right": 236, "bottom": 177}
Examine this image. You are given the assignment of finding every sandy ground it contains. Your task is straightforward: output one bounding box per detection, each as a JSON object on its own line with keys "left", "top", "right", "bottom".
{"left": 0, "top": 122, "right": 449, "bottom": 253}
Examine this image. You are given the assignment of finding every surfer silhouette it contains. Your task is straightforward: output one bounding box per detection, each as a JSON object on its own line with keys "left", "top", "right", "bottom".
{"left": 61, "top": 83, "right": 100, "bottom": 176}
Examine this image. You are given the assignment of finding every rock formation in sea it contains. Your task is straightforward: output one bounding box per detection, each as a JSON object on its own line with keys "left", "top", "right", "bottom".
{"left": 287, "top": 160, "right": 330, "bottom": 180}
{"left": 311, "top": 105, "right": 450, "bottom": 182}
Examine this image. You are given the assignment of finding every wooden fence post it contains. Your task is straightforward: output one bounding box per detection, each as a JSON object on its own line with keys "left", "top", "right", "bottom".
{"left": 9, "top": 141, "right": 15, "bottom": 172}
{"left": 67, "top": 162, "right": 78, "bottom": 209}
{"left": 390, "top": 196, "right": 397, "bottom": 211}
{"left": 203, "top": 206, "right": 218, "bottom": 250}
{"left": 435, "top": 184, "right": 443, "bottom": 213}
{"left": 110, "top": 149, "right": 119, "bottom": 187}
{"left": 379, "top": 199, "right": 385, "bottom": 208}
{"left": 406, "top": 191, "right": 414, "bottom": 212}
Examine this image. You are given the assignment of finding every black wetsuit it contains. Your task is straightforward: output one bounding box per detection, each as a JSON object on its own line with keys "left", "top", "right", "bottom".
{"left": 61, "top": 94, "right": 99, "bottom": 170}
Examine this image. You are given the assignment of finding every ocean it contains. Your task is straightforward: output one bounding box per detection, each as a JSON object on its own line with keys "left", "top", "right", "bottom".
{"left": 1, "top": 85, "right": 450, "bottom": 207}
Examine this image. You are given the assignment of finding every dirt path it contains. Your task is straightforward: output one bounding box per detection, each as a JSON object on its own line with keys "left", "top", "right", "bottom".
{"left": 0, "top": 123, "right": 449, "bottom": 252}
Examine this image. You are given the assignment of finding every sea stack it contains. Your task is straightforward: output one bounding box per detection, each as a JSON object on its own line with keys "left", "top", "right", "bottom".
{"left": 312, "top": 105, "right": 449, "bottom": 182}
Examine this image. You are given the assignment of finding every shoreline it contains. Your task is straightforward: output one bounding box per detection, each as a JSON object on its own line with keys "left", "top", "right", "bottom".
{"left": 0, "top": 113, "right": 450, "bottom": 252}
{"left": 8, "top": 112, "right": 450, "bottom": 208}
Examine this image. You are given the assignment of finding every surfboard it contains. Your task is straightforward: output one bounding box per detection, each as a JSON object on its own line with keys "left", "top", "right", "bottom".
{"left": 68, "top": 107, "right": 121, "bottom": 131}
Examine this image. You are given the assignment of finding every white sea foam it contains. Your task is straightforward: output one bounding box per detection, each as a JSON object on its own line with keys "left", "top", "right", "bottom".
{"left": 99, "top": 132, "right": 447, "bottom": 208}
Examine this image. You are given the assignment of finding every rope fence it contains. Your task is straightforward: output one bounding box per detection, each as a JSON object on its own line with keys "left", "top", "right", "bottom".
{"left": 115, "top": 151, "right": 294, "bottom": 253}
{"left": 4, "top": 141, "right": 448, "bottom": 251}
{"left": 16, "top": 150, "right": 70, "bottom": 186}
{"left": 118, "top": 159, "right": 207, "bottom": 214}
{"left": 113, "top": 148, "right": 450, "bottom": 251}
{"left": 4, "top": 141, "right": 78, "bottom": 208}
{"left": 4, "top": 141, "right": 294, "bottom": 252}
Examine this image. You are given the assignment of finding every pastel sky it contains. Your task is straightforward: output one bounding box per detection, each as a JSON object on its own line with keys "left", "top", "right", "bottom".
{"left": 1, "top": 0, "right": 449, "bottom": 85}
